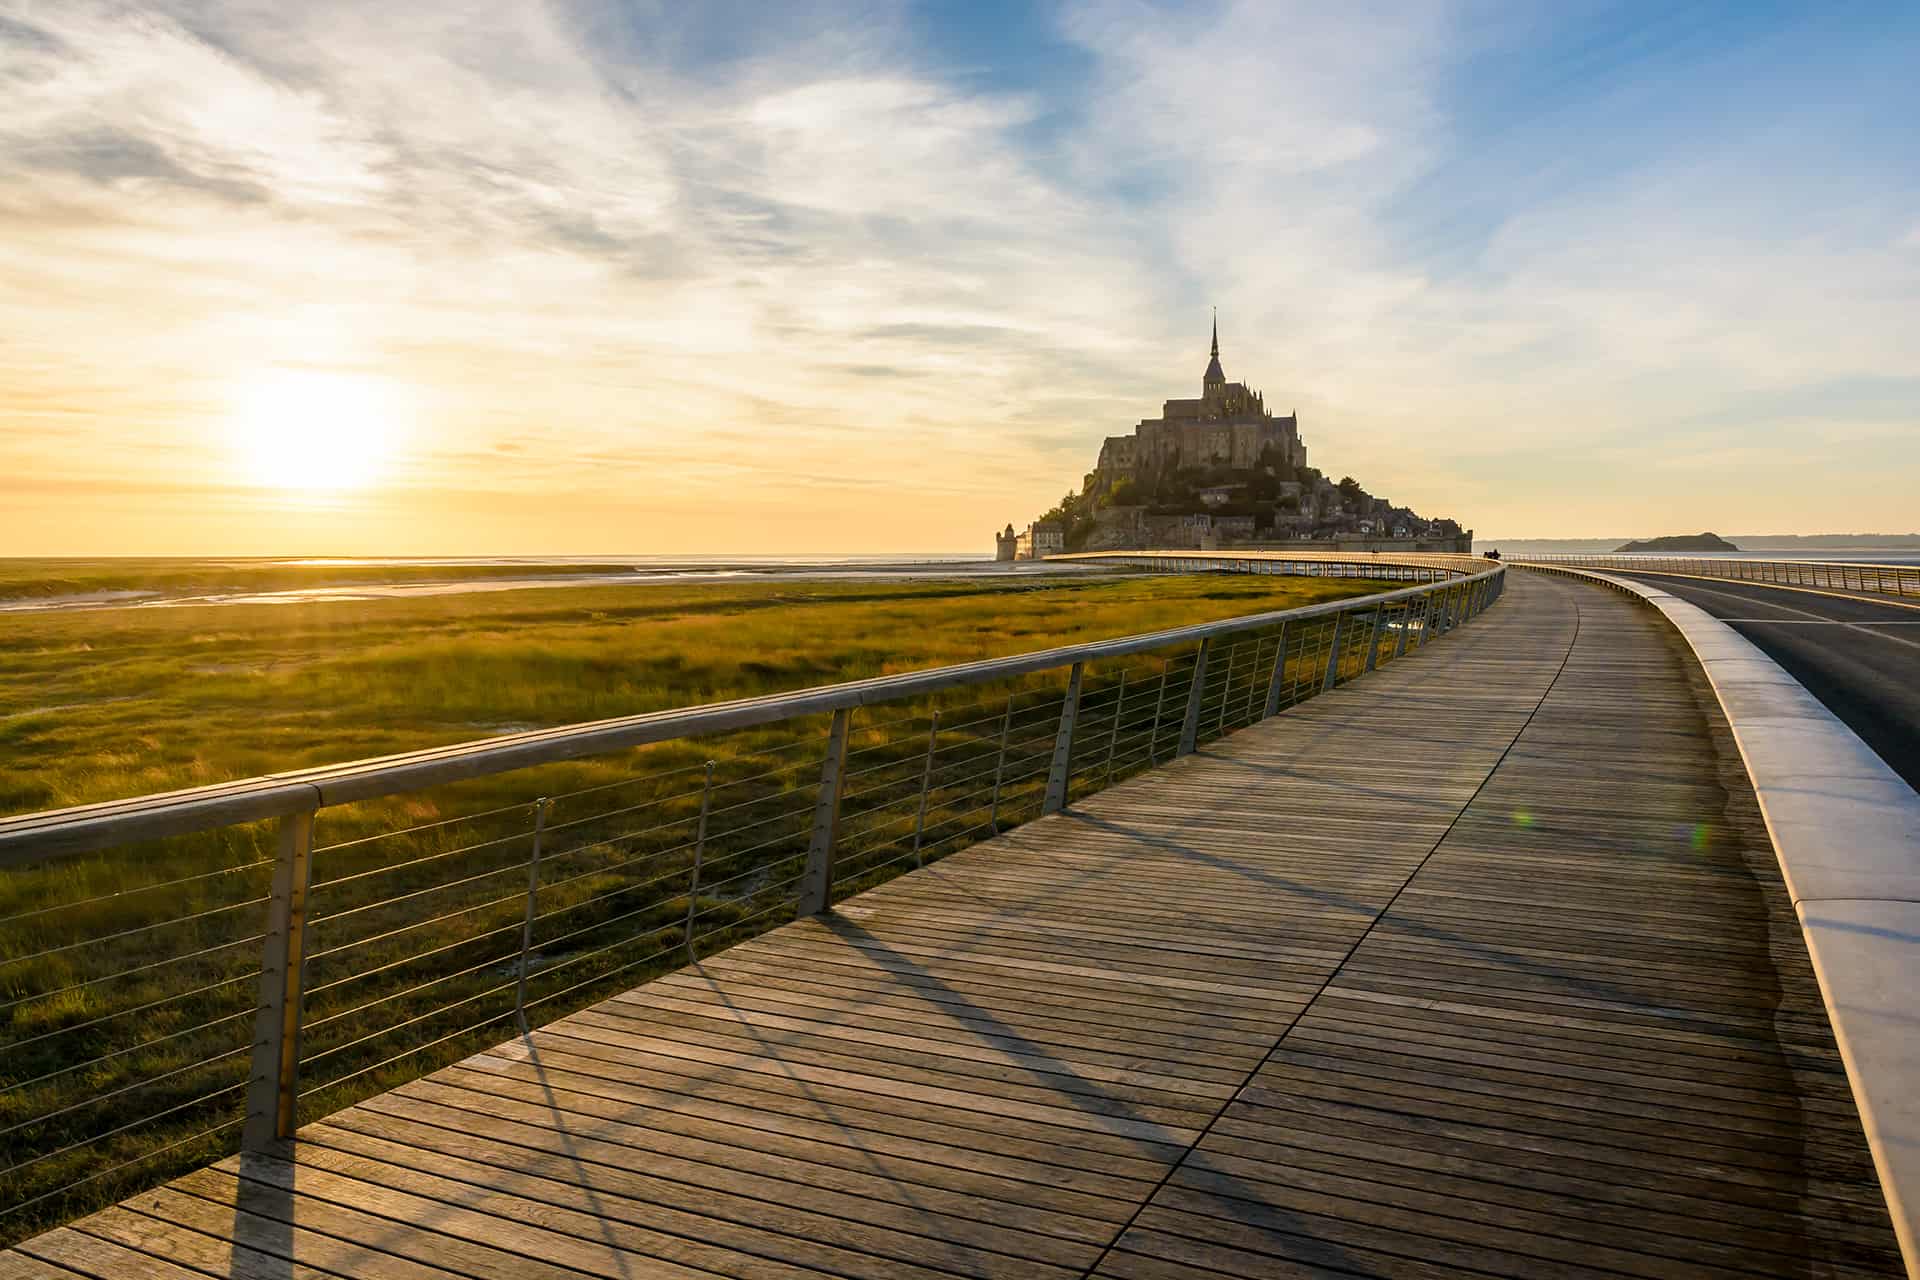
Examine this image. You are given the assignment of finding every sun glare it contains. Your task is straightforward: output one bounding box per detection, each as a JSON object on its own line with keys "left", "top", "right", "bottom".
{"left": 224, "top": 369, "right": 406, "bottom": 492}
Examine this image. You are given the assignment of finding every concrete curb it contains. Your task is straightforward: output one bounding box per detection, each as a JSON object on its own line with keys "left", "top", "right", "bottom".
{"left": 1521, "top": 562, "right": 1920, "bottom": 1275}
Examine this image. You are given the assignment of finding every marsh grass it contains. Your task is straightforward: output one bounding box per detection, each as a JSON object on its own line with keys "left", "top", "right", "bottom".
{"left": 0, "top": 569, "right": 1397, "bottom": 1241}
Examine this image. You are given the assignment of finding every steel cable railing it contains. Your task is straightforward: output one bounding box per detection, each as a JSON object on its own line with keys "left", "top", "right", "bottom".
{"left": 0, "top": 551, "right": 1500, "bottom": 1241}
{"left": 1514, "top": 553, "right": 1918, "bottom": 600}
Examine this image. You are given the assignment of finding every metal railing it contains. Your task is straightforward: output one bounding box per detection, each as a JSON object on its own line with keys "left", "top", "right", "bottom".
{"left": 1516, "top": 554, "right": 1918, "bottom": 600}
{"left": 0, "top": 555, "right": 1503, "bottom": 1241}
{"left": 1053, "top": 548, "right": 1487, "bottom": 578}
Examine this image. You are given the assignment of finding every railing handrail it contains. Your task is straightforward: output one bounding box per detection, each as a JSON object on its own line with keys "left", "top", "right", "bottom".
{"left": 1509, "top": 553, "right": 1916, "bottom": 603}
{"left": 0, "top": 558, "right": 1500, "bottom": 865}
{"left": 1055, "top": 548, "right": 1486, "bottom": 569}
{"left": 1518, "top": 552, "right": 1918, "bottom": 572}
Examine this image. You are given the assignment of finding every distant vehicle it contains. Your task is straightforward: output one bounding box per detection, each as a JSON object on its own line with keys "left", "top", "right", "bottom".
{"left": 1482, "top": 549, "right": 1501, "bottom": 560}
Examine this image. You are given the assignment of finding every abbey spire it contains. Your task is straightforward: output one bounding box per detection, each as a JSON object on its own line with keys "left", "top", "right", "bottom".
{"left": 1203, "top": 308, "right": 1225, "bottom": 390}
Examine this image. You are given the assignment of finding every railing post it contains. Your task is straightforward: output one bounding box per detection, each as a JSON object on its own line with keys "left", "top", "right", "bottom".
{"left": 1177, "top": 637, "right": 1212, "bottom": 757}
{"left": 1363, "top": 606, "right": 1385, "bottom": 672}
{"left": 1394, "top": 601, "right": 1413, "bottom": 658}
{"left": 1104, "top": 670, "right": 1127, "bottom": 787}
{"left": 988, "top": 696, "right": 1014, "bottom": 833}
{"left": 1262, "top": 622, "right": 1290, "bottom": 718}
{"left": 1215, "top": 644, "right": 1237, "bottom": 736}
{"left": 911, "top": 712, "right": 939, "bottom": 867}
{"left": 798, "top": 708, "right": 851, "bottom": 916}
{"left": 1043, "top": 663, "right": 1085, "bottom": 815}
{"left": 1243, "top": 638, "right": 1265, "bottom": 722}
{"left": 244, "top": 804, "right": 317, "bottom": 1153}
{"left": 515, "top": 796, "right": 553, "bottom": 1021}
{"left": 1147, "top": 661, "right": 1170, "bottom": 764}
{"left": 1321, "top": 611, "right": 1346, "bottom": 693}
{"left": 682, "top": 764, "right": 713, "bottom": 959}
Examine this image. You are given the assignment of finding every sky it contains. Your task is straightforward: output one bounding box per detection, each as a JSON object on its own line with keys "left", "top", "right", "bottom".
{"left": 1, "top": 0, "right": 1916, "bottom": 555}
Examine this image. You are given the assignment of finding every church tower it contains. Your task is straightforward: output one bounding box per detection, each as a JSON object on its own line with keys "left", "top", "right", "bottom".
{"left": 1202, "top": 310, "right": 1225, "bottom": 395}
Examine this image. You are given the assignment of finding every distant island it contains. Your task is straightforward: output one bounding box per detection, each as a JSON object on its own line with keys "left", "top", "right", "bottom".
{"left": 995, "top": 315, "right": 1469, "bottom": 559}
{"left": 1615, "top": 532, "right": 1739, "bottom": 553}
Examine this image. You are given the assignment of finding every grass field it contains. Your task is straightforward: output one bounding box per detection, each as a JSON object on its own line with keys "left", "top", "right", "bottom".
{"left": 0, "top": 569, "right": 1380, "bottom": 817}
{"left": 0, "top": 566, "right": 1402, "bottom": 1243}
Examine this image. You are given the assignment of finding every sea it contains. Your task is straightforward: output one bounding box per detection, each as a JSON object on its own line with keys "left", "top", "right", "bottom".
{"left": 1475, "top": 540, "right": 1920, "bottom": 566}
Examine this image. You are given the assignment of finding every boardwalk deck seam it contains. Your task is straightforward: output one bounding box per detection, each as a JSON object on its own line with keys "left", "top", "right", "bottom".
{"left": 1076, "top": 592, "right": 1587, "bottom": 1279}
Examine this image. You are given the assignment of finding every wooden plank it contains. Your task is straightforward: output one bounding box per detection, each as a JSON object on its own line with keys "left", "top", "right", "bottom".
{"left": 467, "top": 1033, "right": 1186, "bottom": 1173}
{"left": 312, "top": 1108, "right": 1115, "bottom": 1254}
{"left": 354, "top": 1085, "right": 1142, "bottom": 1225}
{"left": 115, "top": 1186, "right": 468, "bottom": 1278}
{"left": 299, "top": 1119, "right": 1091, "bottom": 1276}
{"left": 411, "top": 1063, "right": 1175, "bottom": 1196}
{"left": 10, "top": 1228, "right": 210, "bottom": 1280}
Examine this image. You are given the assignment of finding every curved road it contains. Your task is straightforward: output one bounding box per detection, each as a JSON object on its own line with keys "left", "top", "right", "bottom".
{"left": 1607, "top": 571, "right": 1920, "bottom": 792}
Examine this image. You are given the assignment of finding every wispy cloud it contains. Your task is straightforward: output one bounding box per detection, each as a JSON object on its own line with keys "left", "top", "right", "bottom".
{"left": 0, "top": 0, "right": 1915, "bottom": 553}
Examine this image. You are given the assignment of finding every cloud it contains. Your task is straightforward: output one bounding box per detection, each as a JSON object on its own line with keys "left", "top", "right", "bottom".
{"left": 0, "top": 0, "right": 1915, "bottom": 554}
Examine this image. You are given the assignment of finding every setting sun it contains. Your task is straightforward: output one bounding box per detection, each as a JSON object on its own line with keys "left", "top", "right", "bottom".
{"left": 224, "top": 369, "right": 406, "bottom": 492}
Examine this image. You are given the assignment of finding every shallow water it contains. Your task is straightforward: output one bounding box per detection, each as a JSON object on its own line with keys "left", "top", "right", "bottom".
{"left": 0, "top": 558, "right": 1106, "bottom": 615}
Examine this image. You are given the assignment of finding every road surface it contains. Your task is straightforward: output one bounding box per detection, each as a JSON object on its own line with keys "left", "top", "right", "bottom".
{"left": 1609, "top": 571, "right": 1920, "bottom": 792}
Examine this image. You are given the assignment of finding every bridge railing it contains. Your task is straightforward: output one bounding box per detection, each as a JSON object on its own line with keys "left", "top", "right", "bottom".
{"left": 1516, "top": 553, "right": 1918, "bottom": 600}
{"left": 0, "top": 556, "right": 1502, "bottom": 1242}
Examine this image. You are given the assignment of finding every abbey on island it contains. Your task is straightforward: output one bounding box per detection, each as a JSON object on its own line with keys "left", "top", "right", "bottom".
{"left": 1097, "top": 314, "right": 1307, "bottom": 482}
{"left": 997, "top": 316, "right": 1468, "bottom": 559}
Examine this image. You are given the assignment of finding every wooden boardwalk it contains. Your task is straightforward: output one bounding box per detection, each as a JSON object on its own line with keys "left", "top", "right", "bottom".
{"left": 4, "top": 573, "right": 1902, "bottom": 1279}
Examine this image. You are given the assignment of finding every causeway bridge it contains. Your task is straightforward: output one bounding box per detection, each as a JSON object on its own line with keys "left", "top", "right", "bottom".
{"left": 3, "top": 554, "right": 1916, "bottom": 1278}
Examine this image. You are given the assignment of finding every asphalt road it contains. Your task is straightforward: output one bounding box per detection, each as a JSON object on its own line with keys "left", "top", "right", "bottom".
{"left": 1608, "top": 571, "right": 1920, "bottom": 792}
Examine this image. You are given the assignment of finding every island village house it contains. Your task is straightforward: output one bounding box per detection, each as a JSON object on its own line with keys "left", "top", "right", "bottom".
{"left": 997, "top": 316, "right": 1469, "bottom": 559}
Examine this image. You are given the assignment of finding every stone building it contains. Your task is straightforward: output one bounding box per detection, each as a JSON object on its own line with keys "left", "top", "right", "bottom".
{"left": 1095, "top": 316, "right": 1306, "bottom": 485}
{"left": 994, "top": 524, "right": 1018, "bottom": 562}
{"left": 1012, "top": 522, "right": 1064, "bottom": 560}
{"left": 1212, "top": 514, "right": 1257, "bottom": 542}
